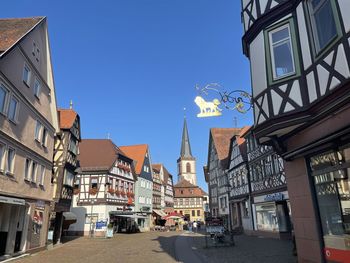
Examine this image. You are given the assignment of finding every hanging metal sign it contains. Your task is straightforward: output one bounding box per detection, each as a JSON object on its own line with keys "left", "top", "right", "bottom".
{"left": 194, "top": 83, "right": 252, "bottom": 117}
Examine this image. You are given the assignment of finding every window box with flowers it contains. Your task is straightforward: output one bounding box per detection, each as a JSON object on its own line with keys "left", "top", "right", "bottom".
{"left": 107, "top": 188, "right": 115, "bottom": 195}
{"left": 89, "top": 188, "right": 98, "bottom": 195}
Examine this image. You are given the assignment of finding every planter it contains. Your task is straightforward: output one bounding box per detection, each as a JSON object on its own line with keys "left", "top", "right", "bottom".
{"left": 89, "top": 188, "right": 98, "bottom": 195}
{"left": 107, "top": 188, "right": 115, "bottom": 195}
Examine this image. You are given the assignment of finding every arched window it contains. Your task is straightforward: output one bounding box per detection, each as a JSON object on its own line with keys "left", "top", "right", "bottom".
{"left": 186, "top": 162, "right": 191, "bottom": 173}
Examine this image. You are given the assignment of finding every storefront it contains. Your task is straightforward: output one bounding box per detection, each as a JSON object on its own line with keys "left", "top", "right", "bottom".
{"left": 252, "top": 191, "right": 291, "bottom": 238}
{"left": 307, "top": 147, "right": 350, "bottom": 262}
{"left": 0, "top": 196, "right": 26, "bottom": 258}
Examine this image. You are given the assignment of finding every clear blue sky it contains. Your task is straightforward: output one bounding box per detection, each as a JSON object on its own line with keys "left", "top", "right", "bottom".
{"left": 3, "top": 0, "right": 253, "bottom": 191}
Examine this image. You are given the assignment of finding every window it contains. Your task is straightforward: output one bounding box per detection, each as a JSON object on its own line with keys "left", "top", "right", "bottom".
{"left": 8, "top": 97, "right": 18, "bottom": 122}
{"left": 35, "top": 121, "right": 41, "bottom": 141}
{"left": 186, "top": 162, "right": 191, "bottom": 173}
{"left": 34, "top": 78, "right": 41, "bottom": 98}
{"left": 41, "top": 128, "right": 47, "bottom": 146}
{"left": 74, "top": 178, "right": 80, "bottom": 189}
{"left": 6, "top": 148, "right": 15, "bottom": 174}
{"left": 31, "top": 161, "right": 37, "bottom": 182}
{"left": 24, "top": 158, "right": 31, "bottom": 180}
{"left": 307, "top": 0, "right": 339, "bottom": 53}
{"left": 63, "top": 169, "right": 74, "bottom": 186}
{"left": 69, "top": 137, "right": 77, "bottom": 155}
{"left": 192, "top": 210, "right": 195, "bottom": 217}
{"left": 268, "top": 23, "right": 295, "bottom": 80}
{"left": 38, "top": 165, "right": 45, "bottom": 185}
{"left": 242, "top": 200, "right": 249, "bottom": 217}
{"left": 0, "top": 144, "right": 5, "bottom": 172}
{"left": 0, "top": 84, "right": 8, "bottom": 114}
{"left": 23, "top": 64, "right": 31, "bottom": 85}
{"left": 91, "top": 178, "right": 98, "bottom": 189}
{"left": 197, "top": 210, "right": 200, "bottom": 216}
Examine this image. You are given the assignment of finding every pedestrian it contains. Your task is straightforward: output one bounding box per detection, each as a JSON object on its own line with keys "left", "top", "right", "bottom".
{"left": 193, "top": 221, "right": 197, "bottom": 233}
{"left": 188, "top": 221, "right": 192, "bottom": 232}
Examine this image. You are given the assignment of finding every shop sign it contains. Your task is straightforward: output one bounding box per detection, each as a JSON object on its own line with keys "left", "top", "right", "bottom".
{"left": 0, "top": 196, "right": 25, "bottom": 206}
{"left": 264, "top": 193, "right": 284, "bottom": 202}
{"left": 254, "top": 191, "right": 288, "bottom": 203}
{"left": 96, "top": 220, "right": 107, "bottom": 229}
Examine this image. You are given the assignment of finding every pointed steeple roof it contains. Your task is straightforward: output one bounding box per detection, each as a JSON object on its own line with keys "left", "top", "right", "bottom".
{"left": 180, "top": 118, "right": 193, "bottom": 158}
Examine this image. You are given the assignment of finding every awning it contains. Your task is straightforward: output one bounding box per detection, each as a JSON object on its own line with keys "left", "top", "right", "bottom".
{"left": 153, "top": 209, "right": 167, "bottom": 217}
{"left": 63, "top": 212, "right": 77, "bottom": 221}
{"left": 0, "top": 196, "right": 25, "bottom": 206}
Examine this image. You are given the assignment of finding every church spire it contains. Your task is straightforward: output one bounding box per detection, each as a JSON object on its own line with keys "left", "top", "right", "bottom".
{"left": 180, "top": 118, "right": 193, "bottom": 158}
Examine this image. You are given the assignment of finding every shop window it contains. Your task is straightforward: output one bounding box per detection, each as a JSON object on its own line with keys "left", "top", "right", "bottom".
{"left": 309, "top": 147, "right": 350, "bottom": 249}
{"left": 255, "top": 203, "right": 278, "bottom": 231}
{"left": 242, "top": 201, "right": 249, "bottom": 217}
{"left": 307, "top": 0, "right": 340, "bottom": 54}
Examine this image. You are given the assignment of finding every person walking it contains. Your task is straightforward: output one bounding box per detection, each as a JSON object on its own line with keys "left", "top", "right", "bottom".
{"left": 193, "top": 221, "right": 197, "bottom": 233}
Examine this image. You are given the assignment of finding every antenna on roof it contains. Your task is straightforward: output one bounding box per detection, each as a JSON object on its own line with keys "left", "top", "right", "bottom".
{"left": 70, "top": 100, "right": 73, "bottom": 109}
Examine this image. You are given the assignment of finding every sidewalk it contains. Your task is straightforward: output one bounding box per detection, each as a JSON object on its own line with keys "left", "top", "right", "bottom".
{"left": 189, "top": 232, "right": 297, "bottom": 263}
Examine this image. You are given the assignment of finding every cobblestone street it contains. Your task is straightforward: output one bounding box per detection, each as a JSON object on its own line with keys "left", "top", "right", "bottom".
{"left": 11, "top": 231, "right": 296, "bottom": 263}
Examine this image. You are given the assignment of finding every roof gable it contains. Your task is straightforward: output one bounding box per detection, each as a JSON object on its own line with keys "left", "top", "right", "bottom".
{"left": 0, "top": 17, "right": 43, "bottom": 55}
{"left": 58, "top": 109, "right": 78, "bottom": 129}
{"left": 78, "top": 139, "right": 126, "bottom": 172}
{"left": 119, "top": 144, "right": 148, "bottom": 175}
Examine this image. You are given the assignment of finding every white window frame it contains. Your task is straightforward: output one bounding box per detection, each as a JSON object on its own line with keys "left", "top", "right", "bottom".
{"left": 0, "top": 143, "right": 5, "bottom": 173}
{"left": 8, "top": 96, "right": 19, "bottom": 123}
{"left": 6, "top": 147, "right": 15, "bottom": 175}
{"left": 31, "top": 161, "right": 37, "bottom": 183}
{"left": 23, "top": 63, "right": 31, "bottom": 86}
{"left": 268, "top": 23, "right": 296, "bottom": 80}
{"left": 35, "top": 120, "right": 42, "bottom": 141}
{"left": 34, "top": 77, "right": 41, "bottom": 99}
{"left": 0, "top": 83, "right": 9, "bottom": 115}
{"left": 41, "top": 127, "right": 48, "bottom": 147}
{"left": 24, "top": 158, "right": 31, "bottom": 181}
{"left": 39, "top": 165, "right": 45, "bottom": 185}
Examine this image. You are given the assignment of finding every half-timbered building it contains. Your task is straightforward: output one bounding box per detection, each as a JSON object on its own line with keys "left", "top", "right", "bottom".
{"left": 0, "top": 17, "right": 59, "bottom": 258}
{"left": 227, "top": 126, "right": 253, "bottom": 234}
{"left": 68, "top": 139, "right": 137, "bottom": 236}
{"left": 241, "top": 0, "right": 350, "bottom": 261}
{"left": 244, "top": 129, "right": 291, "bottom": 239}
{"left": 50, "top": 107, "right": 81, "bottom": 244}
{"left": 173, "top": 179, "right": 206, "bottom": 223}
{"left": 151, "top": 164, "right": 166, "bottom": 225}
{"left": 119, "top": 144, "right": 153, "bottom": 231}
{"left": 206, "top": 128, "right": 242, "bottom": 229}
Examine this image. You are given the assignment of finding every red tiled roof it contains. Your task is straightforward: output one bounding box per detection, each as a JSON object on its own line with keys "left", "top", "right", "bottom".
{"left": 119, "top": 144, "right": 148, "bottom": 175}
{"left": 57, "top": 109, "right": 77, "bottom": 129}
{"left": 211, "top": 128, "right": 242, "bottom": 161}
{"left": 174, "top": 180, "right": 207, "bottom": 198}
{"left": 0, "top": 17, "right": 43, "bottom": 54}
{"left": 78, "top": 139, "right": 126, "bottom": 172}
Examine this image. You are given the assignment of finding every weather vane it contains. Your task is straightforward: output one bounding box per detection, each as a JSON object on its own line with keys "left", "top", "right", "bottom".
{"left": 194, "top": 83, "right": 252, "bottom": 118}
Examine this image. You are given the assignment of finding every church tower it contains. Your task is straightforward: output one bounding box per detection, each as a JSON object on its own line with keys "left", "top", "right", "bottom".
{"left": 177, "top": 118, "right": 197, "bottom": 185}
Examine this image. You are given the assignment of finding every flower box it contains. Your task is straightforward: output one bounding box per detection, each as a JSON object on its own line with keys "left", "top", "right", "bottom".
{"left": 107, "top": 188, "right": 115, "bottom": 195}
{"left": 89, "top": 188, "right": 98, "bottom": 195}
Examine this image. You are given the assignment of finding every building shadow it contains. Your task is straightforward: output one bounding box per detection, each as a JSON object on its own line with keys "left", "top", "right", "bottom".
{"left": 152, "top": 234, "right": 179, "bottom": 261}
